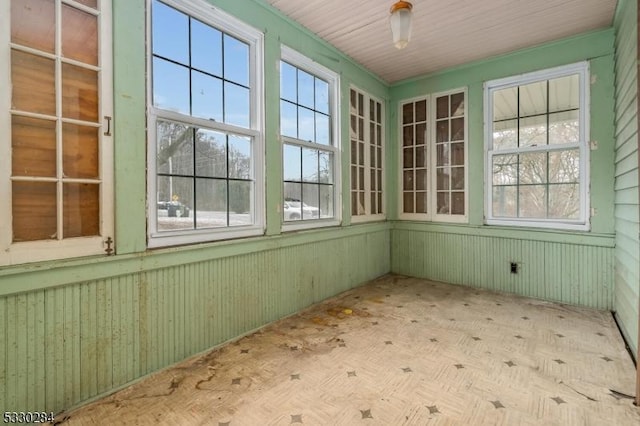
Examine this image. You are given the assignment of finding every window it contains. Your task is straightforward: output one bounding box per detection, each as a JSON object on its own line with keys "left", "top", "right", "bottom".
{"left": 280, "top": 46, "right": 340, "bottom": 228}
{"left": 485, "top": 62, "right": 589, "bottom": 230}
{"left": 350, "top": 88, "right": 385, "bottom": 221}
{"left": 147, "top": 0, "right": 264, "bottom": 247}
{"left": 399, "top": 89, "right": 467, "bottom": 221}
{"left": 0, "top": 0, "right": 113, "bottom": 265}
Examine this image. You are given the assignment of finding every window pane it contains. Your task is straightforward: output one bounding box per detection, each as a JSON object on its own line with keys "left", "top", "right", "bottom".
{"left": 297, "top": 69, "right": 314, "bottom": 109}
{"left": 492, "top": 154, "right": 518, "bottom": 185}
{"left": 437, "top": 192, "right": 450, "bottom": 214}
{"left": 415, "top": 100, "right": 427, "bottom": 122}
{"left": 492, "top": 186, "right": 517, "bottom": 217}
{"left": 519, "top": 80, "right": 547, "bottom": 117}
{"left": 403, "top": 126, "right": 413, "bottom": 146}
{"left": 283, "top": 144, "right": 301, "bottom": 181}
{"left": 549, "top": 74, "right": 579, "bottom": 112}
{"left": 519, "top": 152, "right": 547, "bottom": 184}
{"left": 415, "top": 146, "right": 426, "bottom": 168}
{"left": 298, "top": 107, "right": 314, "bottom": 142}
{"left": 519, "top": 185, "right": 547, "bottom": 218}
{"left": 451, "top": 167, "right": 464, "bottom": 190}
{"left": 62, "top": 4, "right": 97, "bottom": 65}
{"left": 223, "top": 34, "right": 249, "bottom": 86}
{"left": 195, "top": 178, "right": 225, "bottom": 228}
{"left": 12, "top": 181, "right": 57, "bottom": 242}
{"left": 451, "top": 92, "right": 464, "bottom": 117}
{"left": 229, "top": 180, "right": 252, "bottom": 223}
{"left": 302, "top": 148, "right": 318, "bottom": 182}
{"left": 12, "top": 116, "right": 56, "bottom": 177}
{"left": 403, "top": 192, "right": 414, "bottom": 213}
{"left": 153, "top": 57, "right": 189, "bottom": 115}
{"left": 437, "top": 168, "right": 450, "bottom": 190}
{"left": 192, "top": 71, "right": 223, "bottom": 122}
{"left": 12, "top": 0, "right": 55, "bottom": 53}
{"left": 452, "top": 192, "right": 464, "bottom": 215}
{"left": 319, "top": 151, "right": 333, "bottom": 183}
{"left": 152, "top": 0, "right": 188, "bottom": 65}
{"left": 224, "top": 82, "right": 250, "bottom": 128}
{"left": 403, "top": 170, "right": 414, "bottom": 190}
{"left": 415, "top": 169, "right": 426, "bottom": 191}
{"left": 402, "top": 103, "right": 413, "bottom": 124}
{"left": 315, "top": 113, "right": 330, "bottom": 145}
{"left": 493, "top": 87, "right": 517, "bottom": 121}
{"left": 549, "top": 110, "right": 579, "bottom": 145}
{"left": 549, "top": 149, "right": 579, "bottom": 183}
{"left": 451, "top": 118, "right": 464, "bottom": 141}
{"left": 549, "top": 184, "right": 579, "bottom": 219}
{"left": 62, "top": 123, "right": 99, "bottom": 179}
{"left": 519, "top": 114, "right": 547, "bottom": 147}
{"left": 62, "top": 63, "right": 98, "bottom": 122}
{"left": 157, "top": 176, "right": 194, "bottom": 231}
{"left": 315, "top": 78, "right": 329, "bottom": 114}
{"left": 228, "top": 135, "right": 251, "bottom": 179}
{"left": 195, "top": 130, "right": 226, "bottom": 178}
{"left": 436, "top": 96, "right": 448, "bottom": 119}
{"left": 191, "top": 19, "right": 222, "bottom": 76}
{"left": 156, "top": 121, "right": 194, "bottom": 176}
{"left": 436, "top": 120, "right": 448, "bottom": 143}
{"left": 451, "top": 143, "right": 464, "bottom": 166}
{"left": 284, "top": 182, "right": 302, "bottom": 221}
{"left": 301, "top": 184, "right": 320, "bottom": 219}
{"left": 63, "top": 183, "right": 99, "bottom": 237}
{"left": 403, "top": 148, "right": 413, "bottom": 169}
{"left": 319, "top": 184, "right": 334, "bottom": 218}
{"left": 280, "top": 101, "right": 297, "bottom": 139}
{"left": 281, "top": 62, "right": 297, "bottom": 103}
{"left": 493, "top": 119, "right": 517, "bottom": 150}
{"left": 416, "top": 123, "right": 426, "bottom": 146}
{"left": 12, "top": 49, "right": 55, "bottom": 115}
{"left": 416, "top": 192, "right": 427, "bottom": 213}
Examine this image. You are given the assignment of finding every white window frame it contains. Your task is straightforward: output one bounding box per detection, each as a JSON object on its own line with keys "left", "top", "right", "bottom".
{"left": 397, "top": 88, "right": 468, "bottom": 222}
{"left": 280, "top": 45, "right": 341, "bottom": 232}
{"left": 350, "top": 86, "right": 385, "bottom": 223}
{"left": 0, "top": 0, "right": 114, "bottom": 266}
{"left": 146, "top": 0, "right": 265, "bottom": 248}
{"left": 484, "top": 62, "right": 590, "bottom": 231}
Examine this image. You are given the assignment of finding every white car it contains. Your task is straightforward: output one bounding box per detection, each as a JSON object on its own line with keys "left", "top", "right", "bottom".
{"left": 284, "top": 199, "right": 319, "bottom": 221}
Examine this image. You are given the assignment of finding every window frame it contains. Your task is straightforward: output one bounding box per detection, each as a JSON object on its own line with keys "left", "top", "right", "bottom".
{"left": 0, "top": 0, "right": 114, "bottom": 266}
{"left": 397, "top": 88, "right": 468, "bottom": 222}
{"left": 483, "top": 62, "right": 590, "bottom": 231}
{"left": 146, "top": 0, "right": 265, "bottom": 248}
{"left": 350, "top": 86, "right": 386, "bottom": 223}
{"left": 280, "top": 45, "right": 341, "bottom": 232}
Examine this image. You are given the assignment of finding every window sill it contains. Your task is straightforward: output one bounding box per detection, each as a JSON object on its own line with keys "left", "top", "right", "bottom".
{"left": 485, "top": 218, "right": 590, "bottom": 232}
{"left": 148, "top": 225, "right": 265, "bottom": 248}
{"left": 282, "top": 218, "right": 341, "bottom": 233}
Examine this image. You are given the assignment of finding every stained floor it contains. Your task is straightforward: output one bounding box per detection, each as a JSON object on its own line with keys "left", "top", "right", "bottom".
{"left": 58, "top": 275, "right": 639, "bottom": 425}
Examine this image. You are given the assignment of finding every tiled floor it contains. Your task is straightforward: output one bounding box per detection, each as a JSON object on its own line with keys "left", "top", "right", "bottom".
{"left": 60, "top": 275, "right": 639, "bottom": 425}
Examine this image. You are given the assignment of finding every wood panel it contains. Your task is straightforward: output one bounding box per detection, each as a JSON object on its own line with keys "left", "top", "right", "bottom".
{"left": 391, "top": 228, "right": 614, "bottom": 310}
{"left": 0, "top": 229, "right": 389, "bottom": 414}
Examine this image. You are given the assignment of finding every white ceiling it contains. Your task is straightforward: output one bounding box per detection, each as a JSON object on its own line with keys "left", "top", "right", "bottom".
{"left": 265, "top": 0, "right": 618, "bottom": 84}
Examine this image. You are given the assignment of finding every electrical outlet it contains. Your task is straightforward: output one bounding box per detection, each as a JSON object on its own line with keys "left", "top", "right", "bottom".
{"left": 510, "top": 262, "right": 518, "bottom": 274}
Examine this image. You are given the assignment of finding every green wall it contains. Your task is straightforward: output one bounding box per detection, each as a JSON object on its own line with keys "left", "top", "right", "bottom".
{"left": 0, "top": 0, "right": 630, "bottom": 415}
{"left": 613, "top": 0, "right": 639, "bottom": 357}
{"left": 0, "top": 0, "right": 391, "bottom": 414}
{"left": 389, "top": 29, "right": 617, "bottom": 309}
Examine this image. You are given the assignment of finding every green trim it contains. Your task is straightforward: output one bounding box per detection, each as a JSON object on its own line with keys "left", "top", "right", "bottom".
{"left": 0, "top": 222, "right": 390, "bottom": 296}
{"left": 391, "top": 221, "right": 615, "bottom": 247}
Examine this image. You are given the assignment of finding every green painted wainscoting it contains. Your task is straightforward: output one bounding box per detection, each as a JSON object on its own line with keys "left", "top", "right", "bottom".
{"left": 391, "top": 224, "right": 614, "bottom": 310}
{"left": 613, "top": 0, "right": 639, "bottom": 357}
{"left": 0, "top": 225, "right": 390, "bottom": 414}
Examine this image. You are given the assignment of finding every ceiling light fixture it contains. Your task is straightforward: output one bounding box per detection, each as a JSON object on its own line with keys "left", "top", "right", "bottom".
{"left": 389, "top": 1, "right": 413, "bottom": 49}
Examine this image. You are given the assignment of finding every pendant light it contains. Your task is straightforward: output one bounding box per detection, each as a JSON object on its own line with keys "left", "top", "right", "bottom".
{"left": 389, "top": 1, "right": 413, "bottom": 49}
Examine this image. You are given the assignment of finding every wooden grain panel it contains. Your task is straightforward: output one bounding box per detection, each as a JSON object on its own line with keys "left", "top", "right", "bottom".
{"left": 62, "top": 63, "right": 98, "bottom": 122}
{"left": 12, "top": 181, "right": 57, "bottom": 242}
{"left": 11, "top": 49, "right": 55, "bottom": 115}
{"left": 12, "top": 116, "right": 57, "bottom": 178}
{"left": 62, "top": 123, "right": 99, "bottom": 179}
{"left": 62, "top": 4, "right": 98, "bottom": 66}
{"left": 11, "top": 0, "right": 55, "bottom": 53}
